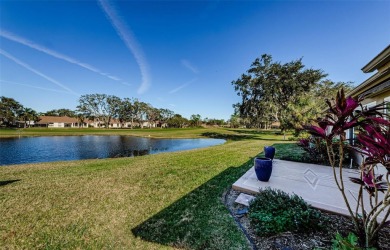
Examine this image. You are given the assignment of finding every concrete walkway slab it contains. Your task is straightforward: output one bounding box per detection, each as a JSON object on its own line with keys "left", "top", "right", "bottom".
{"left": 232, "top": 159, "right": 387, "bottom": 220}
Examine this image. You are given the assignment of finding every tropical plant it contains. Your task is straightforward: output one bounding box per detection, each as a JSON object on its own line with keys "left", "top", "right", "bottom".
{"left": 18, "top": 107, "right": 39, "bottom": 128}
{"left": 304, "top": 89, "right": 390, "bottom": 248}
{"left": 331, "top": 232, "right": 376, "bottom": 250}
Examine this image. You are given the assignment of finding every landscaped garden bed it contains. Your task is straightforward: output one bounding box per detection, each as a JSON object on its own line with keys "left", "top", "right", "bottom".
{"left": 224, "top": 188, "right": 390, "bottom": 250}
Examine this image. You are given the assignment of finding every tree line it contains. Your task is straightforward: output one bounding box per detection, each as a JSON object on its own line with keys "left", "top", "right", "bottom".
{"left": 231, "top": 54, "right": 352, "bottom": 135}
{"left": 0, "top": 95, "right": 226, "bottom": 129}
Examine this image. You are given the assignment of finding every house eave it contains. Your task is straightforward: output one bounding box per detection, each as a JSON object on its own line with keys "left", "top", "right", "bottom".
{"left": 346, "top": 68, "right": 390, "bottom": 97}
{"left": 361, "top": 44, "right": 390, "bottom": 73}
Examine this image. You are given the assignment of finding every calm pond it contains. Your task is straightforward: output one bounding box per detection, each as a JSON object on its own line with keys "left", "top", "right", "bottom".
{"left": 0, "top": 136, "right": 225, "bottom": 166}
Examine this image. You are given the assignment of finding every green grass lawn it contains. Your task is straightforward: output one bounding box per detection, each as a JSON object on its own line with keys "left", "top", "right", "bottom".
{"left": 258, "top": 142, "right": 309, "bottom": 162}
{"left": 0, "top": 128, "right": 288, "bottom": 249}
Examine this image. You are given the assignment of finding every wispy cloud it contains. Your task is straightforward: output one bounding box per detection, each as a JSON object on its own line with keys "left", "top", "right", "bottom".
{"left": 181, "top": 59, "right": 199, "bottom": 74}
{"left": 169, "top": 78, "right": 197, "bottom": 94}
{"left": 0, "top": 29, "right": 130, "bottom": 86}
{"left": 0, "top": 79, "right": 72, "bottom": 94}
{"left": 98, "top": 0, "right": 151, "bottom": 94}
{"left": 0, "top": 49, "right": 78, "bottom": 96}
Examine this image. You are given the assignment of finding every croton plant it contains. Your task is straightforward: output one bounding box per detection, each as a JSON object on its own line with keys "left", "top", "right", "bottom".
{"left": 304, "top": 89, "right": 389, "bottom": 248}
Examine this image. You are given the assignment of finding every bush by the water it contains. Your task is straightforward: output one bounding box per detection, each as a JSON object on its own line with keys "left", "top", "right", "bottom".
{"left": 249, "top": 188, "right": 327, "bottom": 236}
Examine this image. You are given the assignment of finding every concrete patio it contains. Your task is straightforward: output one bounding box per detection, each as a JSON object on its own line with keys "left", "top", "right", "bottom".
{"left": 232, "top": 159, "right": 387, "bottom": 220}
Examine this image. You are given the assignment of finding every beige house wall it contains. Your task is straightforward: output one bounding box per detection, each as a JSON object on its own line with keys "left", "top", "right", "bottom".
{"left": 347, "top": 45, "right": 390, "bottom": 166}
{"left": 360, "top": 91, "right": 390, "bottom": 106}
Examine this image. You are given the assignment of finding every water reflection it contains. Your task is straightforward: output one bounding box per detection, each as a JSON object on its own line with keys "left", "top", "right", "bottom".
{"left": 0, "top": 136, "right": 225, "bottom": 166}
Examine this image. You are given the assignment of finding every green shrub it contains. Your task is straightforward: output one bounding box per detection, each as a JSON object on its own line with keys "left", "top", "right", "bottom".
{"left": 297, "top": 137, "right": 351, "bottom": 166}
{"left": 248, "top": 188, "right": 327, "bottom": 236}
{"left": 331, "top": 232, "right": 376, "bottom": 250}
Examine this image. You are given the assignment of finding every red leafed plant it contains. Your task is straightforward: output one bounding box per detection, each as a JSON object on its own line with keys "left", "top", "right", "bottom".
{"left": 304, "top": 89, "right": 390, "bottom": 248}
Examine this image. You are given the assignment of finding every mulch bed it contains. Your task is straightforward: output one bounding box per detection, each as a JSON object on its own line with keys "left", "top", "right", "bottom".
{"left": 223, "top": 188, "right": 390, "bottom": 250}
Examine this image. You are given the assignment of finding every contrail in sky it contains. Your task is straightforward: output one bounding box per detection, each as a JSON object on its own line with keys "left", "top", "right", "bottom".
{"left": 0, "top": 80, "right": 72, "bottom": 94}
{"left": 0, "top": 29, "right": 130, "bottom": 86}
{"left": 169, "top": 78, "right": 197, "bottom": 94}
{"left": 98, "top": 0, "right": 151, "bottom": 94}
{"left": 181, "top": 59, "right": 199, "bottom": 74}
{"left": 0, "top": 49, "right": 78, "bottom": 96}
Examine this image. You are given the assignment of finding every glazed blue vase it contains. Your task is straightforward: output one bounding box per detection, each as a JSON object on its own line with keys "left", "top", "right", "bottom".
{"left": 254, "top": 157, "right": 273, "bottom": 182}
{"left": 264, "top": 146, "right": 276, "bottom": 160}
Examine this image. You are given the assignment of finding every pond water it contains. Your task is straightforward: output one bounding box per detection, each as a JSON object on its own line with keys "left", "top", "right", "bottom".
{"left": 0, "top": 136, "right": 225, "bottom": 166}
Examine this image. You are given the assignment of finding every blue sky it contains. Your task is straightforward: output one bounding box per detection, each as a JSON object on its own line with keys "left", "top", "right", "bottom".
{"left": 1, "top": 0, "right": 389, "bottom": 120}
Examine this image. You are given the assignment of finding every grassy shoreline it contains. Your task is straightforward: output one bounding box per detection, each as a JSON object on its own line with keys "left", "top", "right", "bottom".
{"left": 0, "top": 127, "right": 221, "bottom": 138}
{"left": 0, "top": 127, "right": 283, "bottom": 139}
{"left": 1, "top": 128, "right": 287, "bottom": 249}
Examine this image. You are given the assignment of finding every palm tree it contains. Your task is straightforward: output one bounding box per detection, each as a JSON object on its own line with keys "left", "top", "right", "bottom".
{"left": 19, "top": 107, "right": 38, "bottom": 128}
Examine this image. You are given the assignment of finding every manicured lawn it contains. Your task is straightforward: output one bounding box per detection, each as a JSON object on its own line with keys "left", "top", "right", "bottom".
{"left": 0, "top": 128, "right": 288, "bottom": 249}
{"left": 262, "top": 142, "right": 309, "bottom": 162}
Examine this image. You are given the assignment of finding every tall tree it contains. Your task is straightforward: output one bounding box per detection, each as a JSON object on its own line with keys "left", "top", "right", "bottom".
{"left": 145, "top": 105, "right": 160, "bottom": 128}
{"left": 159, "top": 108, "right": 174, "bottom": 128}
{"left": 167, "top": 114, "right": 188, "bottom": 128}
{"left": 232, "top": 54, "right": 326, "bottom": 136}
{"left": 190, "top": 114, "right": 202, "bottom": 127}
{"left": 18, "top": 107, "right": 39, "bottom": 128}
{"left": 117, "top": 98, "right": 133, "bottom": 128}
{"left": 0, "top": 96, "right": 23, "bottom": 126}
{"left": 76, "top": 112, "right": 86, "bottom": 128}
{"left": 131, "top": 100, "right": 148, "bottom": 129}
{"left": 44, "top": 108, "right": 76, "bottom": 117}
{"left": 77, "top": 94, "right": 121, "bottom": 128}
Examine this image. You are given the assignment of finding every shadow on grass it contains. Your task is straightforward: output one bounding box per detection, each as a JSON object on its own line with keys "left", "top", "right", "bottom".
{"left": 201, "top": 132, "right": 256, "bottom": 141}
{"left": 131, "top": 158, "right": 254, "bottom": 249}
{"left": 0, "top": 179, "right": 21, "bottom": 187}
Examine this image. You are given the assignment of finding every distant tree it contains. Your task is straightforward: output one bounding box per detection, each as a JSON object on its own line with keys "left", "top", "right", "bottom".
{"left": 229, "top": 114, "right": 241, "bottom": 128}
{"left": 129, "top": 99, "right": 141, "bottom": 129}
{"left": 0, "top": 96, "right": 23, "bottom": 126}
{"left": 206, "top": 118, "right": 225, "bottom": 126}
{"left": 190, "top": 114, "right": 202, "bottom": 127}
{"left": 44, "top": 108, "right": 76, "bottom": 117}
{"left": 133, "top": 100, "right": 149, "bottom": 129}
{"left": 77, "top": 94, "right": 121, "bottom": 128}
{"left": 117, "top": 98, "right": 133, "bottom": 128}
{"left": 145, "top": 105, "right": 160, "bottom": 128}
{"left": 159, "top": 108, "right": 174, "bottom": 128}
{"left": 167, "top": 114, "right": 188, "bottom": 128}
{"left": 232, "top": 54, "right": 326, "bottom": 137}
{"left": 313, "top": 80, "right": 353, "bottom": 109}
{"left": 76, "top": 112, "right": 86, "bottom": 128}
{"left": 18, "top": 107, "right": 39, "bottom": 128}
{"left": 284, "top": 80, "right": 354, "bottom": 134}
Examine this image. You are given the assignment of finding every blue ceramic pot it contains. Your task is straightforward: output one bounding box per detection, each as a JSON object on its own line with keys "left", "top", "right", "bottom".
{"left": 254, "top": 157, "right": 273, "bottom": 182}
{"left": 264, "top": 146, "right": 276, "bottom": 159}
